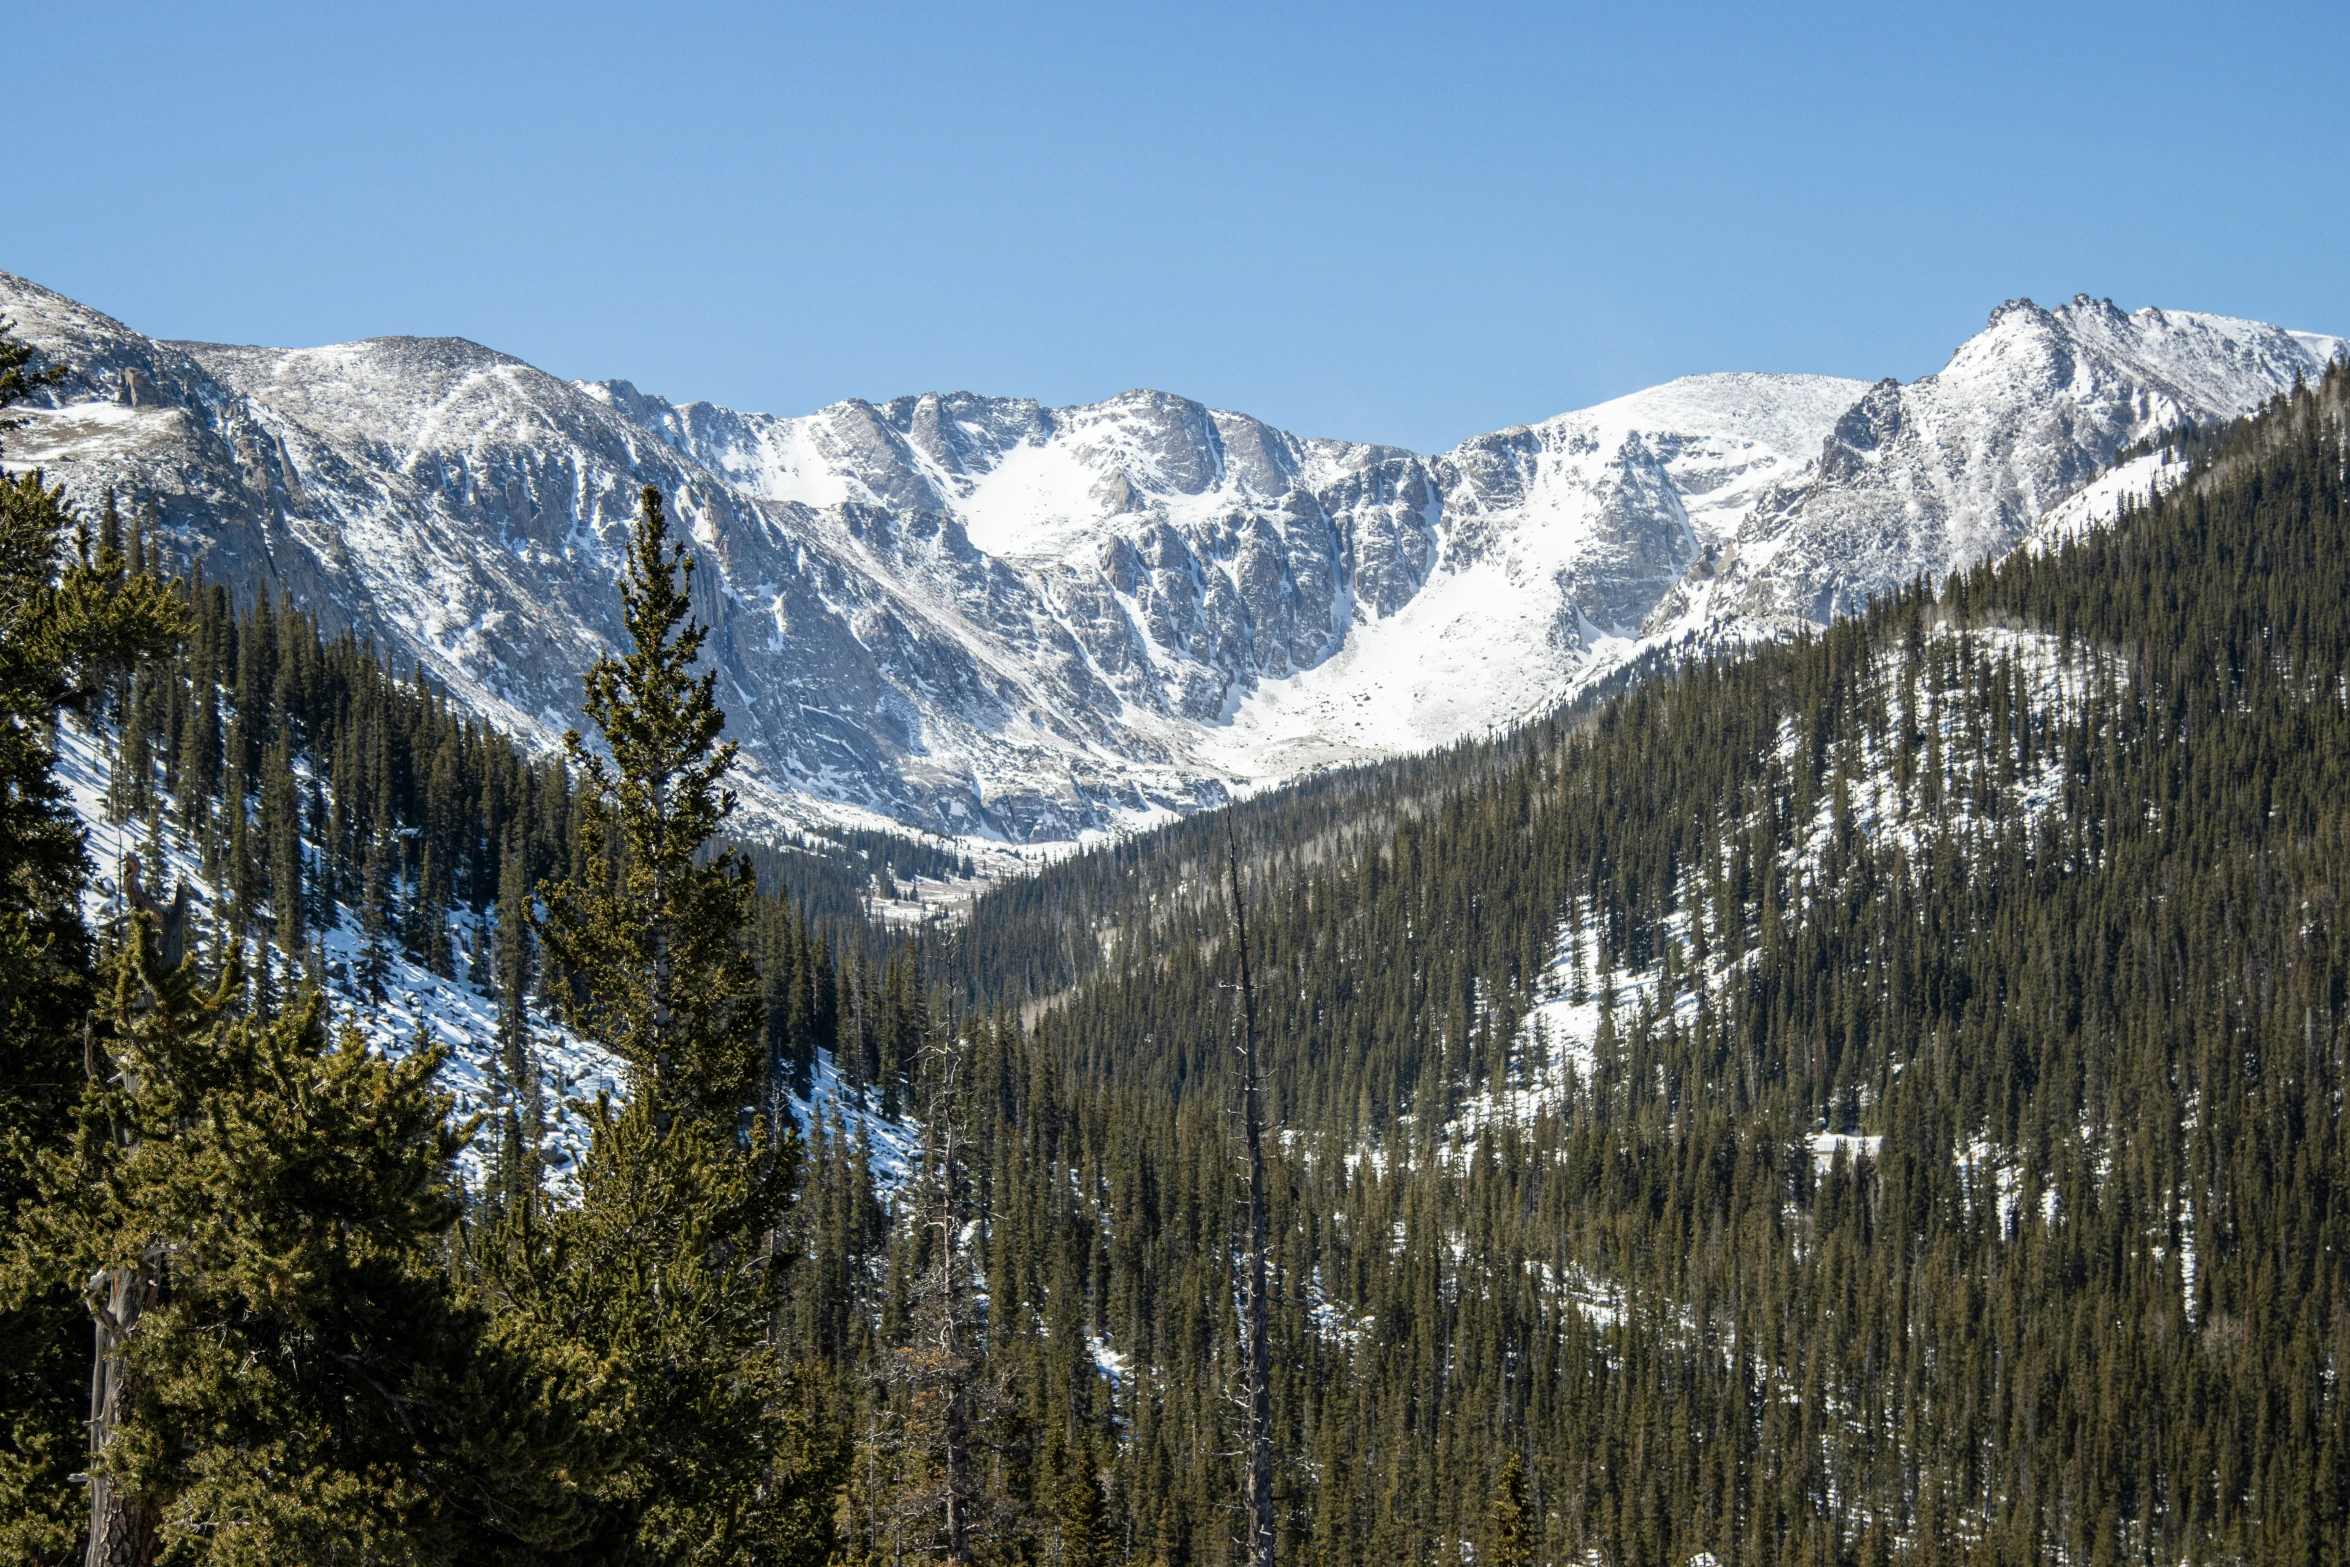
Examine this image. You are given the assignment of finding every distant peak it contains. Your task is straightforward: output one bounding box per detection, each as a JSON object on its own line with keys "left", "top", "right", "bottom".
{"left": 2065, "top": 293, "right": 2129, "bottom": 322}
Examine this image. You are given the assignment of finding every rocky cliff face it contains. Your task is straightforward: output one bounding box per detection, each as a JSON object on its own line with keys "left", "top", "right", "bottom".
{"left": 582, "top": 367, "right": 1872, "bottom": 788}
{"left": 1643, "top": 296, "right": 2346, "bottom": 643}
{"left": 3, "top": 273, "right": 2337, "bottom": 842}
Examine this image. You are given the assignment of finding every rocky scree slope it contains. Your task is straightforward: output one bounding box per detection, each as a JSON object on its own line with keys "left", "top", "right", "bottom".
{"left": 2, "top": 273, "right": 2337, "bottom": 843}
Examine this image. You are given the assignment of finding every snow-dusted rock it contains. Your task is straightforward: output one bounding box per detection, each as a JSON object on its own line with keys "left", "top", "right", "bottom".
{"left": 1644, "top": 296, "right": 2346, "bottom": 644}
{"left": 3, "top": 273, "right": 2337, "bottom": 845}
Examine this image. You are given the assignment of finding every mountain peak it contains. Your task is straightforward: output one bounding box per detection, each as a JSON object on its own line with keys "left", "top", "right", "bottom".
{"left": 3, "top": 271, "right": 2337, "bottom": 844}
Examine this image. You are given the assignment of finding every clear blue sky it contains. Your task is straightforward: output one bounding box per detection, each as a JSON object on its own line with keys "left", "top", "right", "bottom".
{"left": 10, "top": 1, "right": 2346, "bottom": 453}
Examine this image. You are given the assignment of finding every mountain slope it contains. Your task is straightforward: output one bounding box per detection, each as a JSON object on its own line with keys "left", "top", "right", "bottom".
{"left": 4, "top": 273, "right": 2337, "bottom": 843}
{"left": 920, "top": 364, "right": 2350, "bottom": 1563}
{"left": 1647, "top": 295, "right": 2347, "bottom": 641}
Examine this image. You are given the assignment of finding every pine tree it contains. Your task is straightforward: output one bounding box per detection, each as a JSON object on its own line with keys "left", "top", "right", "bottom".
{"left": 0, "top": 312, "right": 63, "bottom": 433}
{"left": 1489, "top": 1451, "right": 1533, "bottom": 1567}
{"left": 0, "top": 324, "right": 185, "bottom": 1563}
{"left": 72, "top": 918, "right": 240, "bottom": 1565}
{"left": 262, "top": 727, "right": 303, "bottom": 958}
{"left": 491, "top": 830, "right": 543, "bottom": 1224}
{"left": 540, "top": 485, "right": 763, "bottom": 1127}
{"left": 358, "top": 818, "right": 393, "bottom": 1003}
{"left": 47, "top": 920, "right": 603, "bottom": 1566}
{"left": 1048, "top": 1429, "right": 1113, "bottom": 1567}
{"left": 523, "top": 485, "right": 834, "bottom": 1564}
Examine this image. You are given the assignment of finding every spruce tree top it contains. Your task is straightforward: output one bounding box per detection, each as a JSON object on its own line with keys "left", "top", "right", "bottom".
{"left": 542, "top": 486, "right": 764, "bottom": 1125}
{"left": 573, "top": 486, "right": 739, "bottom": 866}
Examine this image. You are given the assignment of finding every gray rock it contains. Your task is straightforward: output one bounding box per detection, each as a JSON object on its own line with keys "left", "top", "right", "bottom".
{"left": 6, "top": 270, "right": 2335, "bottom": 843}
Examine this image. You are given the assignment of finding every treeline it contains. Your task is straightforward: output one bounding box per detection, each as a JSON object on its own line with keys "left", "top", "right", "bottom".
{"left": 13, "top": 300, "right": 2350, "bottom": 1567}
{"left": 852, "top": 366, "right": 2350, "bottom": 1564}
{"left": 80, "top": 531, "right": 948, "bottom": 1109}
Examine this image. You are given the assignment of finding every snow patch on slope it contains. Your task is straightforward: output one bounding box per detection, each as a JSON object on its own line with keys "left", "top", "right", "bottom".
{"left": 2028, "top": 448, "right": 2190, "bottom": 549}
{"left": 55, "top": 716, "right": 913, "bottom": 1194}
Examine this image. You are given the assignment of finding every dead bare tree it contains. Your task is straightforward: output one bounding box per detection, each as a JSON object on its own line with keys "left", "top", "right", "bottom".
{"left": 82, "top": 865, "right": 199, "bottom": 1567}
{"left": 82, "top": 1240, "right": 159, "bottom": 1567}
{"left": 889, "top": 1031, "right": 979, "bottom": 1564}
{"left": 1225, "top": 833, "right": 1274, "bottom": 1567}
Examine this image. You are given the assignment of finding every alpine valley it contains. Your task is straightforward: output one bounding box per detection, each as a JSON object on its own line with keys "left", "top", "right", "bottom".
{"left": 11, "top": 261, "right": 2350, "bottom": 1567}
{"left": 4, "top": 270, "right": 2338, "bottom": 845}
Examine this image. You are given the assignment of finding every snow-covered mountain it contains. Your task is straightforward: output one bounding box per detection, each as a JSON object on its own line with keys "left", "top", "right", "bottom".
{"left": 590, "top": 370, "right": 1867, "bottom": 782}
{"left": 1645, "top": 298, "right": 2347, "bottom": 641}
{"left": 3, "top": 273, "right": 2338, "bottom": 843}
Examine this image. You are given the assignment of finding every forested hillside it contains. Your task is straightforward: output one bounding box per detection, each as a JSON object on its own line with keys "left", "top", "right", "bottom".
{"left": 70, "top": 532, "right": 957, "bottom": 1111}
{"left": 8, "top": 323, "right": 2350, "bottom": 1565}
{"left": 864, "top": 364, "right": 2350, "bottom": 1565}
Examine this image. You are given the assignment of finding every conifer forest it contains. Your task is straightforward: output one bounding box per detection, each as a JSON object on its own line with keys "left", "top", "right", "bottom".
{"left": 6, "top": 313, "right": 2350, "bottom": 1567}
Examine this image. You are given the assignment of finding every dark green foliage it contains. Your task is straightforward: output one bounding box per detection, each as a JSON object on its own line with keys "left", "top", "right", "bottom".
{"left": 540, "top": 485, "right": 762, "bottom": 1123}
{"left": 509, "top": 485, "right": 837, "bottom": 1564}
{"left": 511, "top": 1098, "right": 828, "bottom": 1565}
{"left": 854, "top": 363, "right": 2350, "bottom": 1565}
{"left": 0, "top": 321, "right": 188, "bottom": 1563}
{"left": 1489, "top": 1452, "right": 1532, "bottom": 1567}
{"left": 46, "top": 930, "right": 604, "bottom": 1565}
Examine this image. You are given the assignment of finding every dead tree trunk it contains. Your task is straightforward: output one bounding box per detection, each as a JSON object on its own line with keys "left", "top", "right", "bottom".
{"left": 918, "top": 1034, "right": 976, "bottom": 1565}
{"left": 83, "top": 1258, "right": 158, "bottom": 1567}
{"left": 1227, "top": 836, "right": 1275, "bottom": 1567}
{"left": 80, "top": 988, "right": 160, "bottom": 1567}
{"left": 937, "top": 1082, "right": 972, "bottom": 1567}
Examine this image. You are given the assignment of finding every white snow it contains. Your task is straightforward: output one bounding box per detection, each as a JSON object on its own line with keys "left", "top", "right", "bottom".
{"left": 1087, "top": 1332, "right": 1132, "bottom": 1392}
{"left": 780, "top": 1046, "right": 917, "bottom": 1188}
{"left": 1810, "top": 1133, "right": 1882, "bottom": 1172}
{"left": 54, "top": 714, "right": 913, "bottom": 1196}
{"left": 2028, "top": 447, "right": 2191, "bottom": 549}
{"left": 954, "top": 432, "right": 1136, "bottom": 563}
{"left": 6, "top": 266, "right": 2340, "bottom": 855}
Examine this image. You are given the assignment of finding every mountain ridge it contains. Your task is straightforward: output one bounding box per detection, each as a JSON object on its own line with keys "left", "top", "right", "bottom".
{"left": 3, "top": 271, "right": 2338, "bottom": 844}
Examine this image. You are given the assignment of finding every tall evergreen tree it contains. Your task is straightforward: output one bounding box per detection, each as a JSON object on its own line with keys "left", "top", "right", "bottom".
{"left": 491, "top": 830, "right": 543, "bottom": 1225}
{"left": 261, "top": 727, "right": 303, "bottom": 958}
{"left": 540, "top": 485, "right": 762, "bottom": 1127}
{"left": 0, "top": 320, "right": 185, "bottom": 1564}
{"left": 357, "top": 818, "right": 393, "bottom": 1003}
{"left": 1489, "top": 1451, "right": 1533, "bottom": 1567}
{"left": 523, "top": 485, "right": 834, "bottom": 1564}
